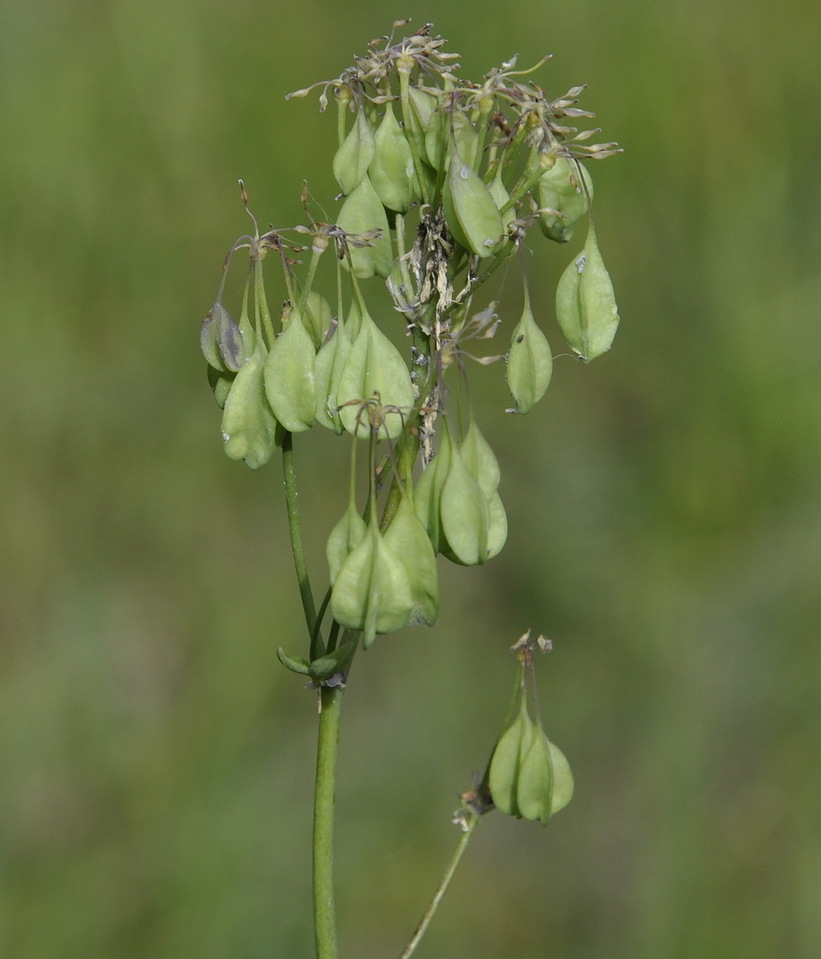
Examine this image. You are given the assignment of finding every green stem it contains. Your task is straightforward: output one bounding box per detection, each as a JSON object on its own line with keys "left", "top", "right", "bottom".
{"left": 314, "top": 685, "right": 344, "bottom": 959}
{"left": 281, "top": 431, "right": 318, "bottom": 640}
{"left": 398, "top": 811, "right": 481, "bottom": 959}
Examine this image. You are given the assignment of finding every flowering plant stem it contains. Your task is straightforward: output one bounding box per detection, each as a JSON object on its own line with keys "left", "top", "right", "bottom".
{"left": 199, "top": 24, "right": 620, "bottom": 957}
{"left": 313, "top": 684, "right": 343, "bottom": 959}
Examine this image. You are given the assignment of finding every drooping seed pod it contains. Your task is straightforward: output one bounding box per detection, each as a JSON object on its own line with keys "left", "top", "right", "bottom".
{"left": 263, "top": 311, "right": 317, "bottom": 433}
{"left": 484, "top": 489, "right": 509, "bottom": 561}
{"left": 413, "top": 421, "right": 453, "bottom": 555}
{"left": 220, "top": 344, "right": 278, "bottom": 469}
{"left": 488, "top": 693, "right": 573, "bottom": 825}
{"left": 326, "top": 498, "right": 368, "bottom": 585}
{"left": 545, "top": 738, "right": 574, "bottom": 815}
{"left": 330, "top": 522, "right": 416, "bottom": 649}
{"left": 488, "top": 696, "right": 534, "bottom": 818}
{"left": 444, "top": 142, "right": 505, "bottom": 259}
{"left": 383, "top": 486, "right": 439, "bottom": 627}
{"left": 426, "top": 109, "right": 478, "bottom": 174}
{"left": 406, "top": 86, "right": 439, "bottom": 166}
{"left": 314, "top": 319, "right": 352, "bottom": 434}
{"left": 369, "top": 101, "right": 417, "bottom": 213}
{"left": 515, "top": 725, "right": 555, "bottom": 823}
{"left": 291, "top": 291, "right": 333, "bottom": 349}
{"left": 200, "top": 301, "right": 246, "bottom": 373}
{"left": 537, "top": 154, "right": 593, "bottom": 244}
{"left": 439, "top": 430, "right": 491, "bottom": 565}
{"left": 506, "top": 293, "right": 553, "bottom": 413}
{"left": 335, "top": 308, "right": 414, "bottom": 441}
{"left": 555, "top": 226, "right": 620, "bottom": 362}
{"left": 336, "top": 175, "right": 393, "bottom": 279}
{"left": 332, "top": 105, "right": 376, "bottom": 196}
{"left": 458, "top": 419, "right": 501, "bottom": 499}
{"left": 207, "top": 365, "right": 234, "bottom": 409}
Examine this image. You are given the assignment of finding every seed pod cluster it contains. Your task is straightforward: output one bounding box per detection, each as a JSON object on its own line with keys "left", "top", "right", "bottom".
{"left": 415, "top": 420, "right": 507, "bottom": 567}
{"left": 329, "top": 473, "right": 439, "bottom": 649}
{"left": 199, "top": 23, "right": 621, "bottom": 664}
{"left": 488, "top": 695, "right": 574, "bottom": 824}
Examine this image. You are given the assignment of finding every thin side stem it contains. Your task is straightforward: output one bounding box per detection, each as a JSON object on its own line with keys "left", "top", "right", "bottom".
{"left": 397, "top": 811, "right": 481, "bottom": 959}
{"left": 314, "top": 685, "right": 344, "bottom": 959}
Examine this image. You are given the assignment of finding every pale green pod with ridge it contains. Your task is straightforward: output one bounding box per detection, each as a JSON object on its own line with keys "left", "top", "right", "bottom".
{"left": 263, "top": 312, "right": 316, "bottom": 432}
{"left": 326, "top": 499, "right": 368, "bottom": 585}
{"left": 440, "top": 435, "right": 491, "bottom": 565}
{"left": 413, "top": 423, "right": 453, "bottom": 555}
{"left": 332, "top": 105, "right": 375, "bottom": 196}
{"left": 506, "top": 297, "right": 553, "bottom": 413}
{"left": 200, "top": 301, "right": 246, "bottom": 373}
{"left": 546, "top": 739, "right": 574, "bottom": 815}
{"left": 459, "top": 420, "right": 500, "bottom": 499}
{"left": 292, "top": 291, "right": 332, "bottom": 349}
{"left": 383, "top": 488, "right": 439, "bottom": 627}
{"left": 336, "top": 309, "right": 414, "bottom": 441}
{"left": 538, "top": 154, "right": 593, "bottom": 244}
{"left": 555, "top": 226, "right": 620, "bottom": 362}
{"left": 444, "top": 144, "right": 505, "bottom": 258}
{"left": 208, "top": 365, "right": 234, "bottom": 409}
{"left": 516, "top": 729, "right": 555, "bottom": 824}
{"left": 369, "top": 102, "right": 417, "bottom": 213}
{"left": 220, "top": 344, "right": 278, "bottom": 469}
{"left": 337, "top": 176, "right": 393, "bottom": 279}
{"left": 331, "top": 524, "right": 415, "bottom": 649}
{"left": 488, "top": 698, "right": 533, "bottom": 818}
{"left": 314, "top": 320, "right": 352, "bottom": 434}
{"left": 406, "top": 86, "right": 438, "bottom": 166}
{"left": 426, "top": 109, "right": 478, "bottom": 173}
{"left": 484, "top": 489, "right": 508, "bottom": 561}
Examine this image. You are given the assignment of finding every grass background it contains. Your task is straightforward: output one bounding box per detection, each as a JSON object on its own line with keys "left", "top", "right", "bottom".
{"left": 2, "top": 1, "right": 820, "bottom": 957}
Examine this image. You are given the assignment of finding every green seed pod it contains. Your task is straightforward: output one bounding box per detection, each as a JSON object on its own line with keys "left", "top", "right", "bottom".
{"left": 337, "top": 175, "right": 393, "bottom": 279}
{"left": 336, "top": 308, "right": 414, "bottom": 441}
{"left": 546, "top": 738, "right": 574, "bottom": 815}
{"left": 458, "top": 420, "right": 500, "bottom": 499}
{"left": 426, "top": 109, "right": 478, "bottom": 173}
{"left": 314, "top": 320, "right": 352, "bottom": 434}
{"left": 555, "top": 226, "right": 620, "bottom": 362}
{"left": 383, "top": 488, "right": 439, "bottom": 627}
{"left": 326, "top": 499, "right": 368, "bottom": 584}
{"left": 292, "top": 291, "right": 333, "bottom": 349}
{"left": 327, "top": 438, "right": 367, "bottom": 582}
{"left": 516, "top": 727, "right": 555, "bottom": 824}
{"left": 263, "top": 312, "right": 317, "bottom": 433}
{"left": 488, "top": 697, "right": 534, "bottom": 818}
{"left": 220, "top": 344, "right": 278, "bottom": 469}
{"left": 200, "top": 301, "right": 246, "bottom": 373}
{"left": 444, "top": 145, "right": 505, "bottom": 259}
{"left": 413, "top": 422, "right": 453, "bottom": 554}
{"left": 207, "top": 365, "right": 234, "bottom": 409}
{"left": 330, "top": 523, "right": 415, "bottom": 649}
{"left": 537, "top": 154, "right": 593, "bottom": 244}
{"left": 506, "top": 296, "right": 553, "bottom": 413}
{"left": 369, "top": 102, "right": 417, "bottom": 213}
{"left": 440, "top": 432, "right": 491, "bottom": 566}
{"left": 332, "top": 105, "right": 375, "bottom": 196}
{"left": 488, "top": 165, "right": 516, "bottom": 230}
{"left": 485, "top": 489, "right": 508, "bottom": 561}
{"left": 406, "top": 86, "right": 438, "bottom": 166}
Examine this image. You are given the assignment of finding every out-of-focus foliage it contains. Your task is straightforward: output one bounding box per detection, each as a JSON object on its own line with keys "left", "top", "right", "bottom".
{"left": 1, "top": 1, "right": 820, "bottom": 958}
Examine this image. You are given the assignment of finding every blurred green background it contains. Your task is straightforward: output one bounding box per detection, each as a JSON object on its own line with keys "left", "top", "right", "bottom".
{"left": 2, "top": 0, "right": 820, "bottom": 957}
